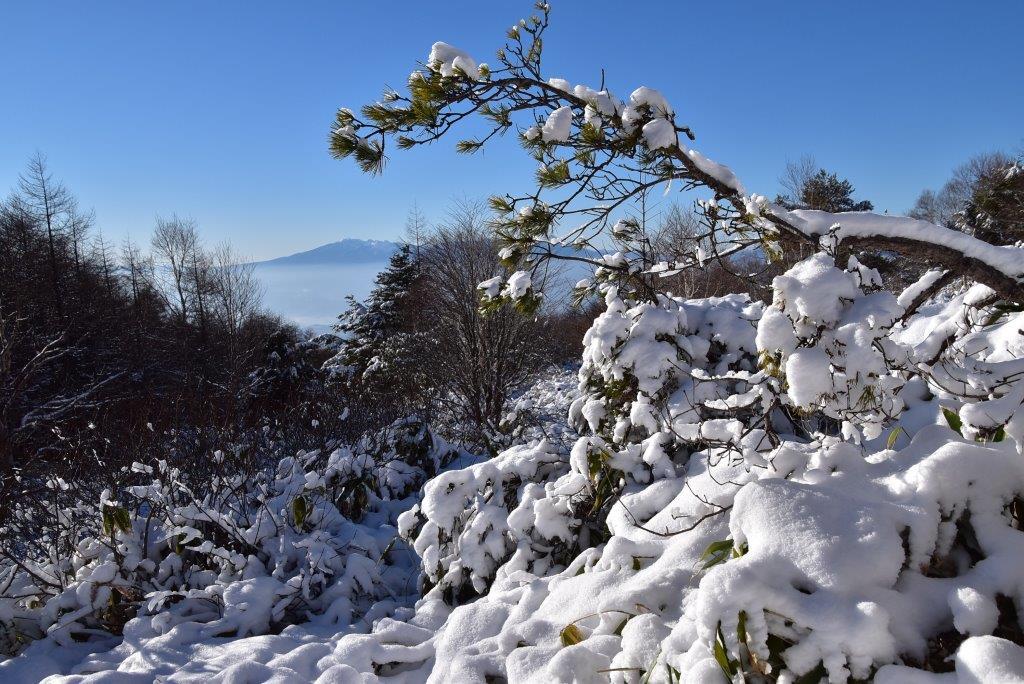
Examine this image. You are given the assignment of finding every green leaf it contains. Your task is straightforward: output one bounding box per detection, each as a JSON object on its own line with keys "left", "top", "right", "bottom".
{"left": 640, "top": 646, "right": 662, "bottom": 684}
{"left": 292, "top": 495, "right": 309, "bottom": 528}
{"left": 713, "top": 623, "right": 737, "bottom": 677}
{"left": 942, "top": 407, "right": 963, "bottom": 436}
{"left": 101, "top": 505, "right": 131, "bottom": 536}
{"left": 488, "top": 195, "right": 513, "bottom": 214}
{"left": 993, "top": 426, "right": 1006, "bottom": 442}
{"left": 536, "top": 160, "right": 570, "bottom": 188}
{"left": 113, "top": 507, "right": 131, "bottom": 533}
{"left": 455, "top": 139, "right": 483, "bottom": 154}
{"left": 700, "top": 539, "right": 735, "bottom": 570}
{"left": 887, "top": 426, "right": 905, "bottom": 450}
{"left": 560, "top": 623, "right": 585, "bottom": 646}
{"left": 701, "top": 539, "right": 734, "bottom": 558}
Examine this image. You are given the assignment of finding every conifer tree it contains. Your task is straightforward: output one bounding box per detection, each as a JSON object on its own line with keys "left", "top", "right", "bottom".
{"left": 777, "top": 167, "right": 874, "bottom": 212}
{"left": 331, "top": 243, "right": 426, "bottom": 408}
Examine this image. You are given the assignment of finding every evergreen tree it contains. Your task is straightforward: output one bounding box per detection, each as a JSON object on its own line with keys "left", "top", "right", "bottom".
{"left": 777, "top": 167, "right": 874, "bottom": 212}
{"left": 773, "top": 164, "right": 886, "bottom": 283}
{"left": 958, "top": 158, "right": 1024, "bottom": 246}
{"left": 330, "top": 244, "right": 426, "bottom": 410}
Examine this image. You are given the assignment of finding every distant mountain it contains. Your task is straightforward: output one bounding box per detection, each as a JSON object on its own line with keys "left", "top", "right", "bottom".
{"left": 250, "top": 238, "right": 599, "bottom": 330}
{"left": 256, "top": 239, "right": 400, "bottom": 266}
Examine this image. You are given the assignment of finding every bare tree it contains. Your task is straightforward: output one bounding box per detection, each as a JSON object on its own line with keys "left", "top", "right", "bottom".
{"left": 189, "top": 242, "right": 212, "bottom": 341}
{"left": 151, "top": 215, "right": 201, "bottom": 327}
{"left": 648, "top": 203, "right": 703, "bottom": 297}
{"left": 778, "top": 155, "right": 817, "bottom": 207}
{"left": 420, "top": 201, "right": 544, "bottom": 444}
{"left": 121, "top": 239, "right": 147, "bottom": 311}
{"left": 91, "top": 231, "right": 117, "bottom": 299}
{"left": 18, "top": 153, "right": 74, "bottom": 309}
{"left": 66, "top": 205, "right": 94, "bottom": 279}
{"left": 209, "top": 242, "right": 262, "bottom": 339}
{"left": 910, "top": 151, "right": 1014, "bottom": 231}
{"left": 206, "top": 242, "right": 265, "bottom": 396}
{"left": 404, "top": 201, "right": 428, "bottom": 262}
{"left": 121, "top": 238, "right": 150, "bottom": 351}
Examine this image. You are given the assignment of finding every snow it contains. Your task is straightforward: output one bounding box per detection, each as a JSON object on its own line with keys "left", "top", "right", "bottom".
{"left": 426, "top": 42, "right": 478, "bottom": 78}
{"left": 504, "top": 270, "right": 532, "bottom": 299}
{"left": 628, "top": 86, "right": 672, "bottom": 116}
{"left": 754, "top": 306, "right": 797, "bottom": 355}
{"left": 6, "top": 274, "right": 1024, "bottom": 682}
{"left": 787, "top": 209, "right": 1024, "bottom": 278}
{"left": 541, "top": 106, "right": 573, "bottom": 143}
{"left": 641, "top": 118, "right": 676, "bottom": 150}
{"left": 574, "top": 86, "right": 619, "bottom": 117}
{"left": 897, "top": 268, "right": 947, "bottom": 308}
{"left": 950, "top": 587, "right": 999, "bottom": 637}
{"left": 547, "top": 77, "right": 572, "bottom": 93}
{"left": 784, "top": 347, "right": 833, "bottom": 407}
{"left": 772, "top": 252, "right": 859, "bottom": 325}
{"left": 680, "top": 145, "right": 747, "bottom": 195}
{"left": 477, "top": 276, "right": 502, "bottom": 299}
{"left": 955, "top": 637, "right": 1024, "bottom": 684}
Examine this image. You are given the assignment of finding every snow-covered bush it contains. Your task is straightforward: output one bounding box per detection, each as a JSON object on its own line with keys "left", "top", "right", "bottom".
{"left": 309, "top": 5, "right": 1024, "bottom": 681}
{"left": 397, "top": 291, "right": 767, "bottom": 609}
{"left": 397, "top": 368, "right": 579, "bottom": 603}
{"left": 756, "top": 252, "right": 910, "bottom": 442}
{"left": 266, "top": 264, "right": 1024, "bottom": 684}
{"left": 0, "top": 417, "right": 457, "bottom": 656}
{"left": 912, "top": 286, "right": 1024, "bottom": 450}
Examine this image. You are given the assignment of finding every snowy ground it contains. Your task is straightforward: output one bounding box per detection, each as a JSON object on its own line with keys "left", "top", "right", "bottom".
{"left": 4, "top": 273, "right": 1024, "bottom": 683}
{"left": 1, "top": 370, "right": 581, "bottom": 684}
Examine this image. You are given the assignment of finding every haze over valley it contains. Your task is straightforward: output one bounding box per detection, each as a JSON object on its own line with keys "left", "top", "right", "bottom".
{"left": 252, "top": 238, "right": 399, "bottom": 331}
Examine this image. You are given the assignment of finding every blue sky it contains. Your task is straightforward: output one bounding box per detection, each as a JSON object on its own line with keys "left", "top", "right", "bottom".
{"left": 1, "top": 1, "right": 1021, "bottom": 260}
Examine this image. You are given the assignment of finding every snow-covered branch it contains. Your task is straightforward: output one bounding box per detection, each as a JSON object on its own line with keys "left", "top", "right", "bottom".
{"left": 331, "top": 3, "right": 1024, "bottom": 305}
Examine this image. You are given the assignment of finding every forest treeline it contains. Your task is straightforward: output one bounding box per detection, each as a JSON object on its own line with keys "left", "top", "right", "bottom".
{"left": 0, "top": 156, "right": 593, "bottom": 539}
{"left": 3, "top": 147, "right": 1021, "bottom": 505}
{"left": 1, "top": 155, "right": 291, "bottom": 493}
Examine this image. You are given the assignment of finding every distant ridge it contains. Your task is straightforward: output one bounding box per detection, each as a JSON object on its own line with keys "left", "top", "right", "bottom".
{"left": 256, "top": 239, "right": 400, "bottom": 266}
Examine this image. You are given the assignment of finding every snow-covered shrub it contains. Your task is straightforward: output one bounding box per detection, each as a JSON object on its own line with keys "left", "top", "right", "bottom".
{"left": 0, "top": 417, "right": 457, "bottom": 655}
{"left": 400, "top": 437, "right": 574, "bottom": 603}
{"left": 6, "top": 278, "right": 1024, "bottom": 682}
{"left": 397, "top": 369, "right": 579, "bottom": 603}
{"left": 910, "top": 287, "right": 1024, "bottom": 450}
{"left": 481, "top": 366, "right": 580, "bottom": 455}
{"left": 571, "top": 288, "right": 763, "bottom": 456}
{"left": 283, "top": 279, "right": 1024, "bottom": 683}
{"left": 124, "top": 6, "right": 1020, "bottom": 678}
{"left": 398, "top": 291, "right": 768, "bottom": 608}
{"left": 756, "top": 252, "right": 910, "bottom": 442}
{"left": 556, "top": 287, "right": 772, "bottom": 592}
